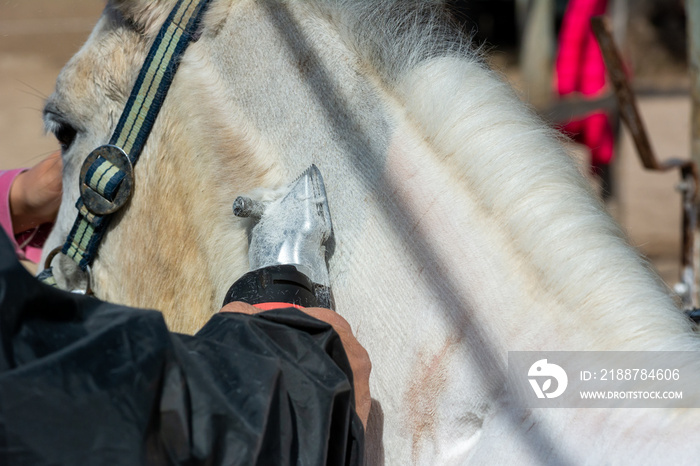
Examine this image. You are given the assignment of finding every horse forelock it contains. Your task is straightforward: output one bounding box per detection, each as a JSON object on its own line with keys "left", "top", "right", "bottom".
{"left": 106, "top": 0, "right": 174, "bottom": 36}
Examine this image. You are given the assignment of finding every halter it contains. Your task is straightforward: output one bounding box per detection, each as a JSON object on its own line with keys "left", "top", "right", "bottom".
{"left": 40, "top": 0, "right": 213, "bottom": 289}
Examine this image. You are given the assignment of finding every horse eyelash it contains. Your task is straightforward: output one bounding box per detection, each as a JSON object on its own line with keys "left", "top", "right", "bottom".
{"left": 44, "top": 114, "right": 78, "bottom": 152}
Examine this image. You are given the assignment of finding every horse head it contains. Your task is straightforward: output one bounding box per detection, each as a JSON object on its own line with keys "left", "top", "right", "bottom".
{"left": 44, "top": 0, "right": 288, "bottom": 331}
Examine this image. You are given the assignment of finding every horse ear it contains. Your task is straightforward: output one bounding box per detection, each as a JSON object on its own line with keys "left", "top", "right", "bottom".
{"left": 108, "top": 0, "right": 173, "bottom": 35}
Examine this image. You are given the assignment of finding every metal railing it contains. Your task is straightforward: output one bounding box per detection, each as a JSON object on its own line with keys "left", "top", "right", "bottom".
{"left": 592, "top": 15, "right": 700, "bottom": 309}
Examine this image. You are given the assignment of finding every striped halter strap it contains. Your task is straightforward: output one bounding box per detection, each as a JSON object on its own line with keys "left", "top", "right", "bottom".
{"left": 40, "top": 0, "right": 213, "bottom": 289}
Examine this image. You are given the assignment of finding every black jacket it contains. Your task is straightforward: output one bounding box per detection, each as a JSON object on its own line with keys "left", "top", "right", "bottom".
{"left": 0, "top": 230, "right": 363, "bottom": 465}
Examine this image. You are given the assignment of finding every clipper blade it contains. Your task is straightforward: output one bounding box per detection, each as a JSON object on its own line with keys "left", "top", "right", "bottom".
{"left": 244, "top": 165, "right": 334, "bottom": 294}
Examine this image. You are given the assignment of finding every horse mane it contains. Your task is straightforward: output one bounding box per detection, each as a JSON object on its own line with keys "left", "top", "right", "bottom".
{"left": 306, "top": 0, "right": 469, "bottom": 80}
{"left": 284, "top": 0, "right": 694, "bottom": 350}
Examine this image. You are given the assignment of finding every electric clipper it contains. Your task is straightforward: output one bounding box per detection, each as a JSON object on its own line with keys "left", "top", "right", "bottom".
{"left": 223, "top": 165, "right": 335, "bottom": 310}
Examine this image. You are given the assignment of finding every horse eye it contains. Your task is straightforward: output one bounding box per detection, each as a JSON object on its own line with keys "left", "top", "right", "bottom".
{"left": 53, "top": 123, "right": 78, "bottom": 152}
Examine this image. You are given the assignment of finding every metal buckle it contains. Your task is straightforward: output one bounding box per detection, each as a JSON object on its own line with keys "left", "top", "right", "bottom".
{"left": 43, "top": 246, "right": 93, "bottom": 295}
{"left": 80, "top": 144, "right": 134, "bottom": 216}
{"left": 43, "top": 246, "right": 62, "bottom": 271}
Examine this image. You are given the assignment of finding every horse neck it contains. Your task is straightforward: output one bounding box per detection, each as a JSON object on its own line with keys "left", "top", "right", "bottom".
{"left": 71, "top": 3, "right": 700, "bottom": 463}
{"left": 191, "top": 1, "right": 692, "bottom": 351}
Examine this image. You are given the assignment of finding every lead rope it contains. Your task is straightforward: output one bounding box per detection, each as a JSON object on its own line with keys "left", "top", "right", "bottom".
{"left": 39, "top": 0, "right": 213, "bottom": 289}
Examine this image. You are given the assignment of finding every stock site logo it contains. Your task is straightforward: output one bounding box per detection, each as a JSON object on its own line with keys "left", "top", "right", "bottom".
{"left": 528, "top": 359, "right": 568, "bottom": 399}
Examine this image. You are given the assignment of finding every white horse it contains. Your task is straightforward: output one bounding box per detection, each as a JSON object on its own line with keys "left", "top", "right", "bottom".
{"left": 42, "top": 0, "right": 700, "bottom": 464}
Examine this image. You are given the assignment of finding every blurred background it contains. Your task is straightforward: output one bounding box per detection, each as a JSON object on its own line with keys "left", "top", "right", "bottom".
{"left": 0, "top": 0, "right": 692, "bottom": 290}
{"left": 0, "top": 0, "right": 103, "bottom": 167}
{"left": 449, "top": 0, "right": 691, "bottom": 291}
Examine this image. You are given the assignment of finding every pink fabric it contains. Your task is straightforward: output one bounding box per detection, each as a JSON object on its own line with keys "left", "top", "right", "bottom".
{"left": 555, "top": 0, "right": 614, "bottom": 168}
{"left": 0, "top": 169, "right": 50, "bottom": 263}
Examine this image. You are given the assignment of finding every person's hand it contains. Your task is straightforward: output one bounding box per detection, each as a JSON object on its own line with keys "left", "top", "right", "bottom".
{"left": 221, "top": 302, "right": 372, "bottom": 428}
{"left": 9, "top": 151, "right": 63, "bottom": 234}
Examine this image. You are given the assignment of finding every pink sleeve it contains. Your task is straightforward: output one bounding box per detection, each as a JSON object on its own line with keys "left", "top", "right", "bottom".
{"left": 0, "top": 169, "right": 52, "bottom": 263}
{"left": 555, "top": 0, "right": 609, "bottom": 96}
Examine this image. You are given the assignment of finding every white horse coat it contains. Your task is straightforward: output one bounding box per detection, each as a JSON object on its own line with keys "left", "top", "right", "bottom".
{"left": 42, "top": 1, "right": 700, "bottom": 464}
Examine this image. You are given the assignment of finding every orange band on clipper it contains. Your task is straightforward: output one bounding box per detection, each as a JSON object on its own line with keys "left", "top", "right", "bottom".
{"left": 253, "top": 302, "right": 305, "bottom": 311}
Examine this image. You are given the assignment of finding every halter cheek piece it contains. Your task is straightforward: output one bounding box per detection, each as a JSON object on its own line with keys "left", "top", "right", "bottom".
{"left": 39, "top": 0, "right": 213, "bottom": 290}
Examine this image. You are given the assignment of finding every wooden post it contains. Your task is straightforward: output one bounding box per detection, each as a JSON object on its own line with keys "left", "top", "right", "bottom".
{"left": 611, "top": 0, "right": 628, "bottom": 47}
{"left": 688, "top": 0, "right": 700, "bottom": 170}
{"left": 515, "top": 0, "right": 530, "bottom": 37}
{"left": 520, "top": 0, "right": 555, "bottom": 108}
{"left": 688, "top": 0, "right": 700, "bottom": 307}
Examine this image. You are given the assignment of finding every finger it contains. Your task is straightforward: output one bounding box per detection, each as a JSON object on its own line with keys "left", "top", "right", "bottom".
{"left": 15, "top": 151, "right": 64, "bottom": 225}
{"left": 301, "top": 307, "right": 353, "bottom": 334}
{"left": 42, "top": 151, "right": 64, "bottom": 194}
{"left": 31, "top": 151, "right": 63, "bottom": 196}
{"left": 219, "top": 301, "right": 261, "bottom": 315}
